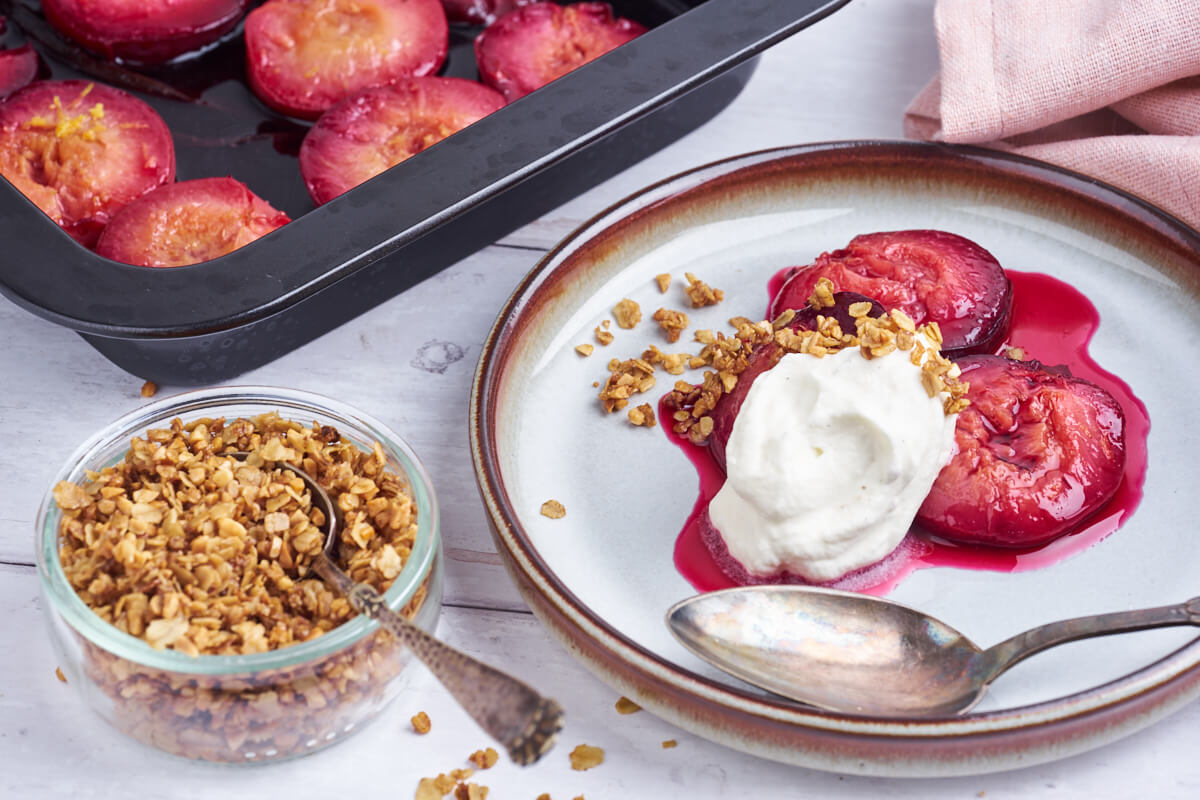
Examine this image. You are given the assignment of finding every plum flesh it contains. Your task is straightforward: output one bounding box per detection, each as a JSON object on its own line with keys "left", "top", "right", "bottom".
{"left": 917, "top": 355, "right": 1126, "bottom": 548}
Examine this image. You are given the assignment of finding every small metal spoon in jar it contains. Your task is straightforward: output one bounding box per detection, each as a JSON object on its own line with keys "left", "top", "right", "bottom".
{"left": 240, "top": 454, "right": 563, "bottom": 764}
{"left": 667, "top": 585, "right": 1200, "bottom": 717}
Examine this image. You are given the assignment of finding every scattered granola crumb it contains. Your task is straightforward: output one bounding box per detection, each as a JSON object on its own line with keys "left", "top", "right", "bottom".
{"left": 434, "top": 774, "right": 457, "bottom": 794}
{"left": 575, "top": 344, "right": 595, "bottom": 357}
{"left": 594, "top": 325, "right": 614, "bottom": 346}
{"left": 55, "top": 666, "right": 67, "bottom": 683}
{"left": 411, "top": 711, "right": 432, "bottom": 734}
{"left": 453, "top": 783, "right": 488, "bottom": 800}
{"left": 661, "top": 739, "right": 677, "bottom": 749}
{"left": 536, "top": 794, "right": 551, "bottom": 800}
{"left": 569, "top": 744, "right": 604, "bottom": 771}
{"left": 652, "top": 308, "right": 689, "bottom": 343}
{"left": 683, "top": 272, "right": 724, "bottom": 308}
{"left": 450, "top": 768, "right": 474, "bottom": 781}
{"left": 655, "top": 273, "right": 671, "bottom": 293}
{"left": 614, "top": 696, "right": 641, "bottom": 714}
{"left": 598, "top": 356, "right": 656, "bottom": 412}
{"left": 627, "top": 404, "right": 656, "bottom": 428}
{"left": 140, "top": 380, "right": 158, "bottom": 398}
{"left": 613, "top": 298, "right": 642, "bottom": 329}
{"left": 415, "top": 777, "right": 442, "bottom": 800}
{"left": 1004, "top": 346, "right": 1026, "bottom": 360}
{"left": 468, "top": 747, "right": 499, "bottom": 769}
{"left": 540, "top": 499, "right": 566, "bottom": 519}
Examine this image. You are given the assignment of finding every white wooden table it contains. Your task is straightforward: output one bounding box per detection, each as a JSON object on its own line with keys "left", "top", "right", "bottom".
{"left": 3, "top": 2, "right": 1198, "bottom": 796}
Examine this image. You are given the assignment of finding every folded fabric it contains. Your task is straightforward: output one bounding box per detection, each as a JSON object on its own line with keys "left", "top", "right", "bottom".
{"left": 904, "top": 0, "right": 1200, "bottom": 230}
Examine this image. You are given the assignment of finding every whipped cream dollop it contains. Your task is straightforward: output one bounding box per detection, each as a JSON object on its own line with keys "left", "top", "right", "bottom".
{"left": 708, "top": 338, "right": 958, "bottom": 582}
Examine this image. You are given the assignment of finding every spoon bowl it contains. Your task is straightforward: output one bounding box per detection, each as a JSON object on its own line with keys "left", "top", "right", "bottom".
{"left": 667, "top": 586, "right": 1200, "bottom": 717}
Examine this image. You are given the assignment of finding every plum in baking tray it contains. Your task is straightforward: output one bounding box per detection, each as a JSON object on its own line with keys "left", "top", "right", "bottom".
{"left": 0, "top": 0, "right": 848, "bottom": 384}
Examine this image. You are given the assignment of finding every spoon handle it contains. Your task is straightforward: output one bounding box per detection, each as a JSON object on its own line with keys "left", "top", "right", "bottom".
{"left": 976, "top": 596, "right": 1200, "bottom": 686}
{"left": 313, "top": 556, "right": 563, "bottom": 765}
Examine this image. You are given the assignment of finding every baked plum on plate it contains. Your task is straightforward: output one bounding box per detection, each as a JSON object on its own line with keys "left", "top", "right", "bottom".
{"left": 300, "top": 77, "right": 505, "bottom": 205}
{"left": 0, "top": 80, "right": 174, "bottom": 246}
{"left": 245, "top": 0, "right": 448, "bottom": 119}
{"left": 42, "top": 0, "right": 249, "bottom": 63}
{"left": 917, "top": 354, "right": 1126, "bottom": 548}
{"left": 96, "top": 177, "right": 290, "bottom": 267}
{"left": 770, "top": 230, "right": 1013, "bottom": 357}
{"left": 474, "top": 2, "right": 645, "bottom": 101}
{"left": 0, "top": 45, "right": 37, "bottom": 99}
{"left": 706, "top": 291, "right": 886, "bottom": 471}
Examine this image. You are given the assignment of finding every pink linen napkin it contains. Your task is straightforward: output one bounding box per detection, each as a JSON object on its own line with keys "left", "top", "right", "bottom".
{"left": 904, "top": 0, "right": 1200, "bottom": 230}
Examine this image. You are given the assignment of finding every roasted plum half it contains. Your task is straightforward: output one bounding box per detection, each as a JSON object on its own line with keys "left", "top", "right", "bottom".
{"left": 917, "top": 355, "right": 1126, "bottom": 548}
{"left": 42, "top": 0, "right": 249, "bottom": 63}
{"left": 770, "top": 230, "right": 1013, "bottom": 357}
{"left": 245, "top": 0, "right": 448, "bottom": 120}
{"left": 299, "top": 77, "right": 505, "bottom": 205}
{"left": 0, "top": 45, "right": 38, "bottom": 99}
{"left": 0, "top": 80, "right": 175, "bottom": 246}
{"left": 96, "top": 177, "right": 290, "bottom": 267}
{"left": 474, "top": 2, "right": 645, "bottom": 102}
{"left": 705, "top": 292, "right": 886, "bottom": 471}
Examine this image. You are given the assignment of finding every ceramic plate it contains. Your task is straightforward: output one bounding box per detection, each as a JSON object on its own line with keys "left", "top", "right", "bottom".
{"left": 470, "top": 142, "right": 1200, "bottom": 777}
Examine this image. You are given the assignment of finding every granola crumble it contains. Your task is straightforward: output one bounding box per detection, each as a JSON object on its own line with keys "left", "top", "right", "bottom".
{"left": 614, "top": 696, "right": 641, "bottom": 714}
{"left": 412, "top": 711, "right": 432, "bottom": 734}
{"left": 468, "top": 747, "right": 499, "bottom": 769}
{"left": 55, "top": 666, "right": 67, "bottom": 683}
{"left": 540, "top": 499, "right": 566, "bottom": 519}
{"left": 683, "top": 272, "right": 724, "bottom": 308}
{"left": 627, "top": 403, "right": 656, "bottom": 428}
{"left": 598, "top": 356, "right": 656, "bottom": 413}
{"left": 655, "top": 273, "right": 671, "bottom": 293}
{"left": 575, "top": 344, "right": 594, "bottom": 357}
{"left": 140, "top": 380, "right": 158, "bottom": 398}
{"left": 661, "top": 739, "right": 677, "bottom": 749}
{"left": 612, "top": 298, "right": 642, "bottom": 329}
{"left": 652, "top": 308, "right": 689, "bottom": 343}
{"left": 569, "top": 743, "right": 604, "bottom": 770}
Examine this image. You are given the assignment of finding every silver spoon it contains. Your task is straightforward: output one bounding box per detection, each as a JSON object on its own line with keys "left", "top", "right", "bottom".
{"left": 238, "top": 453, "right": 563, "bottom": 763}
{"left": 667, "top": 585, "right": 1200, "bottom": 717}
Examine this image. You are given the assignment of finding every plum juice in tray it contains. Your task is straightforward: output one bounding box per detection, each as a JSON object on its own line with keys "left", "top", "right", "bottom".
{"left": 0, "top": 0, "right": 849, "bottom": 383}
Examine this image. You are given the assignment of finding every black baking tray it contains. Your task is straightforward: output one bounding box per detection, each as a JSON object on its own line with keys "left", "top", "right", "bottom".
{"left": 0, "top": 0, "right": 848, "bottom": 384}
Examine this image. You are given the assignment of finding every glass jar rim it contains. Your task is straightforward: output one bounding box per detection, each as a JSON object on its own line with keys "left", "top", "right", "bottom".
{"left": 36, "top": 385, "right": 440, "bottom": 674}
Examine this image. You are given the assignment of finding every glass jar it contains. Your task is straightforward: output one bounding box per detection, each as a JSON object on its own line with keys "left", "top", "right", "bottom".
{"left": 36, "top": 387, "right": 442, "bottom": 763}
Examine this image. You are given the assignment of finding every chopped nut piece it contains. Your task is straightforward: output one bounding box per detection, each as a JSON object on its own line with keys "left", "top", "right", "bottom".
{"left": 468, "top": 747, "right": 499, "bottom": 769}
{"left": 614, "top": 696, "right": 641, "bottom": 714}
{"left": 569, "top": 744, "right": 605, "bottom": 771}
{"left": 412, "top": 711, "right": 432, "bottom": 734}
{"left": 1005, "top": 345, "right": 1026, "bottom": 360}
{"left": 627, "top": 404, "right": 657, "bottom": 428}
{"left": 612, "top": 298, "right": 642, "bottom": 329}
{"left": 655, "top": 273, "right": 671, "bottom": 293}
{"left": 594, "top": 325, "right": 614, "bottom": 346}
{"left": 540, "top": 500, "right": 566, "bottom": 519}
{"left": 683, "top": 272, "right": 724, "bottom": 308}
{"left": 55, "top": 666, "right": 67, "bottom": 683}
{"left": 575, "top": 344, "right": 594, "bottom": 357}
{"left": 661, "top": 739, "right": 677, "bottom": 749}
{"left": 140, "top": 380, "right": 158, "bottom": 398}
{"left": 652, "top": 308, "right": 689, "bottom": 343}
